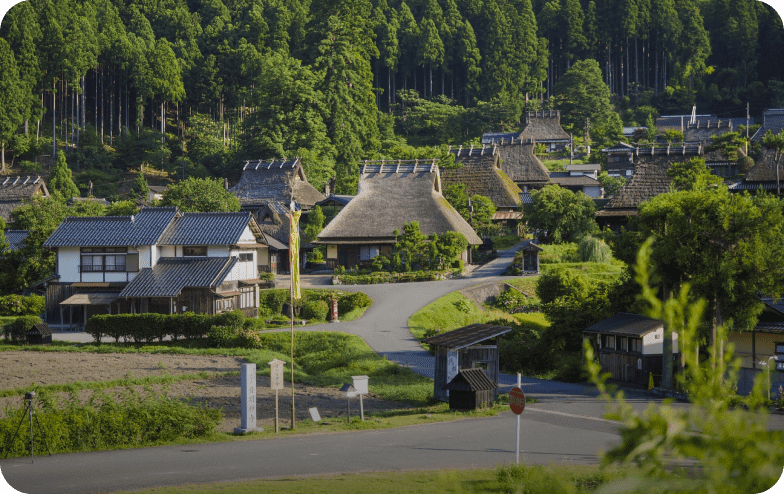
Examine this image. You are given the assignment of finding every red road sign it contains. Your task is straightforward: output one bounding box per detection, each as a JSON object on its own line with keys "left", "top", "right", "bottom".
{"left": 509, "top": 387, "right": 525, "bottom": 414}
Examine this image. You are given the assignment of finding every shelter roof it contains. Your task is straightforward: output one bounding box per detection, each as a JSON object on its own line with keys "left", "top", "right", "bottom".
{"left": 601, "top": 141, "right": 636, "bottom": 153}
{"left": 119, "top": 257, "right": 237, "bottom": 298}
{"left": 518, "top": 239, "right": 543, "bottom": 252}
{"left": 443, "top": 368, "right": 498, "bottom": 391}
{"left": 27, "top": 323, "right": 52, "bottom": 337}
{"left": 564, "top": 164, "right": 601, "bottom": 173}
{"left": 229, "top": 158, "right": 324, "bottom": 209}
{"left": 422, "top": 323, "right": 512, "bottom": 350}
{"left": 582, "top": 312, "right": 663, "bottom": 337}
{"left": 440, "top": 145, "right": 522, "bottom": 208}
{"left": 520, "top": 111, "right": 570, "bottom": 141}
{"left": 751, "top": 109, "right": 784, "bottom": 141}
{"left": 60, "top": 293, "right": 120, "bottom": 305}
{"left": 316, "top": 160, "right": 482, "bottom": 245}
{"left": 481, "top": 132, "right": 521, "bottom": 145}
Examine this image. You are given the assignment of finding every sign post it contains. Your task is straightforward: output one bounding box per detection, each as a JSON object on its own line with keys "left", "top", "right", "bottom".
{"left": 509, "top": 373, "right": 526, "bottom": 465}
{"left": 269, "top": 359, "right": 285, "bottom": 433}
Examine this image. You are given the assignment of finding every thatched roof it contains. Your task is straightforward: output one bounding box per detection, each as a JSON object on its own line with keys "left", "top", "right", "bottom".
{"left": 0, "top": 176, "right": 49, "bottom": 222}
{"left": 684, "top": 119, "right": 735, "bottom": 142}
{"left": 229, "top": 158, "right": 325, "bottom": 210}
{"left": 440, "top": 145, "right": 522, "bottom": 209}
{"left": 745, "top": 148, "right": 783, "bottom": 182}
{"left": 751, "top": 109, "right": 784, "bottom": 142}
{"left": 495, "top": 139, "right": 552, "bottom": 186}
{"left": 520, "top": 111, "right": 570, "bottom": 142}
{"left": 316, "top": 161, "right": 482, "bottom": 245}
{"left": 596, "top": 157, "right": 672, "bottom": 217}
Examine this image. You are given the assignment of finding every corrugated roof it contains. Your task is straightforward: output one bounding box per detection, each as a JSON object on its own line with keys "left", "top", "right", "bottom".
{"left": 549, "top": 173, "right": 601, "bottom": 187}
{"left": 751, "top": 109, "right": 784, "bottom": 141}
{"left": 520, "top": 111, "right": 570, "bottom": 141}
{"left": 43, "top": 207, "right": 179, "bottom": 247}
{"left": 158, "top": 211, "right": 255, "bottom": 245}
{"left": 317, "top": 163, "right": 482, "bottom": 245}
{"left": 4, "top": 230, "right": 28, "bottom": 251}
{"left": 582, "top": 312, "right": 662, "bottom": 336}
{"left": 422, "top": 323, "right": 512, "bottom": 350}
{"left": 119, "top": 257, "right": 237, "bottom": 298}
{"left": 229, "top": 158, "right": 325, "bottom": 209}
{"left": 440, "top": 146, "right": 522, "bottom": 209}
{"left": 28, "top": 323, "right": 52, "bottom": 337}
{"left": 443, "top": 368, "right": 498, "bottom": 391}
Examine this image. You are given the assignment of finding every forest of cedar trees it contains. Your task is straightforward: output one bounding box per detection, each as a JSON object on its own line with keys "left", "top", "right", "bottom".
{"left": 0, "top": 0, "right": 783, "bottom": 197}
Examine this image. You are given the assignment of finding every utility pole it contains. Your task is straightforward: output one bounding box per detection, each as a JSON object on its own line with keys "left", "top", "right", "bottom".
{"left": 746, "top": 102, "right": 750, "bottom": 156}
{"left": 570, "top": 134, "right": 573, "bottom": 165}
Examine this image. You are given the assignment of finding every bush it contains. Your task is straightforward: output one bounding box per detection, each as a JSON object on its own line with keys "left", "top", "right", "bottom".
{"left": 338, "top": 292, "right": 373, "bottom": 314}
{"left": 552, "top": 353, "right": 586, "bottom": 382}
{"left": 0, "top": 294, "right": 45, "bottom": 316}
{"left": 207, "top": 325, "right": 236, "bottom": 348}
{"left": 84, "top": 312, "right": 245, "bottom": 344}
{"left": 18, "top": 160, "right": 42, "bottom": 173}
{"left": 259, "top": 289, "right": 291, "bottom": 317}
{"left": 235, "top": 327, "right": 262, "bottom": 349}
{"left": 301, "top": 300, "right": 329, "bottom": 321}
{"left": 3, "top": 315, "right": 43, "bottom": 343}
{"left": 578, "top": 236, "right": 612, "bottom": 263}
{"left": 0, "top": 389, "right": 221, "bottom": 458}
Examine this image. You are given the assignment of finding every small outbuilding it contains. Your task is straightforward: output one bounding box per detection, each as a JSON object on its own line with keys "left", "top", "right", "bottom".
{"left": 582, "top": 313, "right": 679, "bottom": 387}
{"left": 443, "top": 368, "right": 498, "bottom": 410}
{"left": 26, "top": 323, "right": 52, "bottom": 346}
{"left": 423, "top": 323, "right": 512, "bottom": 402}
{"left": 515, "top": 240, "right": 542, "bottom": 274}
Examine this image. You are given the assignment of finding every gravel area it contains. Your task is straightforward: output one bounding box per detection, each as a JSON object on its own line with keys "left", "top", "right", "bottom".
{"left": 0, "top": 351, "right": 413, "bottom": 432}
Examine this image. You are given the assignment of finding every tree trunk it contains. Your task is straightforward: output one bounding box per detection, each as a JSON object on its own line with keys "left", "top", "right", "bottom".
{"left": 100, "top": 66, "right": 104, "bottom": 144}
{"left": 52, "top": 81, "right": 56, "bottom": 157}
{"left": 1, "top": 141, "right": 5, "bottom": 173}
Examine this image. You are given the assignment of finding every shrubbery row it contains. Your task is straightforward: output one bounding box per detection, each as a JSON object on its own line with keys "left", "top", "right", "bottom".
{"left": 0, "top": 294, "right": 45, "bottom": 316}
{"left": 259, "top": 289, "right": 372, "bottom": 319}
{"left": 85, "top": 311, "right": 251, "bottom": 344}
{"left": 2, "top": 315, "right": 43, "bottom": 342}
{"left": 333, "top": 270, "right": 455, "bottom": 285}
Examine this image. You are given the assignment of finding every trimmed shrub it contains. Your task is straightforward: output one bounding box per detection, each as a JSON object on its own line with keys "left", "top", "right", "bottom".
{"left": 302, "top": 300, "right": 329, "bottom": 321}
{"left": 338, "top": 292, "right": 372, "bottom": 314}
{"left": 578, "top": 236, "right": 612, "bottom": 263}
{"left": 207, "top": 325, "right": 236, "bottom": 348}
{"left": 3, "top": 315, "right": 43, "bottom": 343}
{"left": 0, "top": 294, "right": 45, "bottom": 316}
{"left": 235, "top": 328, "right": 262, "bottom": 349}
{"left": 259, "top": 289, "right": 290, "bottom": 317}
{"left": 84, "top": 312, "right": 247, "bottom": 344}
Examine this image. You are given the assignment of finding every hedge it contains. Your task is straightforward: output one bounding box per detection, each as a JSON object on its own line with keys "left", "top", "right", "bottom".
{"left": 2, "top": 315, "right": 43, "bottom": 342}
{"left": 333, "top": 270, "right": 456, "bottom": 285}
{"left": 0, "top": 294, "right": 45, "bottom": 317}
{"left": 85, "top": 311, "right": 247, "bottom": 344}
{"left": 259, "top": 289, "right": 372, "bottom": 318}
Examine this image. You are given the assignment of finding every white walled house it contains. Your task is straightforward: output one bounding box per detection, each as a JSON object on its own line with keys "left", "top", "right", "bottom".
{"left": 42, "top": 207, "right": 268, "bottom": 327}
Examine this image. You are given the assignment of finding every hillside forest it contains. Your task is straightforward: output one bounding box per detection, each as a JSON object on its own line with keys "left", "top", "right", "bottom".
{"left": 0, "top": 0, "right": 783, "bottom": 197}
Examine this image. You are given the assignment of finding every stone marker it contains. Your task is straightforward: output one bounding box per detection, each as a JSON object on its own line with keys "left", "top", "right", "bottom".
{"left": 309, "top": 407, "right": 321, "bottom": 423}
{"left": 234, "top": 363, "right": 263, "bottom": 434}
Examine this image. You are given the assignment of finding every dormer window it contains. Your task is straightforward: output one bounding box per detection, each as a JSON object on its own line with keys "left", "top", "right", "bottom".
{"left": 183, "top": 246, "right": 207, "bottom": 256}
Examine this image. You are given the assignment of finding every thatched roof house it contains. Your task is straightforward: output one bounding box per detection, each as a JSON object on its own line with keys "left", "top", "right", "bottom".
{"left": 595, "top": 156, "right": 673, "bottom": 228}
{"left": 751, "top": 109, "right": 784, "bottom": 142}
{"left": 229, "top": 158, "right": 325, "bottom": 211}
{"left": 315, "top": 160, "right": 481, "bottom": 268}
{"left": 0, "top": 176, "right": 49, "bottom": 222}
{"left": 684, "top": 118, "right": 736, "bottom": 142}
{"left": 728, "top": 148, "right": 783, "bottom": 193}
{"left": 492, "top": 138, "right": 552, "bottom": 190}
{"left": 520, "top": 111, "right": 570, "bottom": 151}
{"left": 440, "top": 145, "right": 522, "bottom": 219}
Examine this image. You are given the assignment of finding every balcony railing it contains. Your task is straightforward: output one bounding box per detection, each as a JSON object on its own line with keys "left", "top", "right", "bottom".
{"left": 78, "top": 265, "right": 127, "bottom": 273}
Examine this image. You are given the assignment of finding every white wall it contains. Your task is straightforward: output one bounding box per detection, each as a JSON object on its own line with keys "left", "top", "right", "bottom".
{"left": 583, "top": 186, "right": 603, "bottom": 198}
{"left": 208, "top": 245, "right": 230, "bottom": 257}
{"left": 643, "top": 328, "right": 679, "bottom": 355}
{"left": 159, "top": 245, "right": 175, "bottom": 258}
{"left": 238, "top": 226, "right": 255, "bottom": 243}
{"left": 58, "top": 247, "right": 81, "bottom": 282}
{"left": 225, "top": 250, "right": 257, "bottom": 281}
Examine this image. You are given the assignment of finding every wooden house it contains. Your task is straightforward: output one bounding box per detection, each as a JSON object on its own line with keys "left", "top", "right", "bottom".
{"left": 564, "top": 164, "right": 601, "bottom": 179}
{"left": 315, "top": 160, "right": 482, "bottom": 269}
{"left": 548, "top": 172, "right": 603, "bottom": 197}
{"left": 443, "top": 368, "right": 499, "bottom": 410}
{"left": 422, "top": 323, "right": 511, "bottom": 402}
{"left": 728, "top": 296, "right": 784, "bottom": 396}
{"left": 229, "top": 158, "right": 325, "bottom": 213}
{"left": 26, "top": 323, "right": 52, "bottom": 346}
{"left": 491, "top": 138, "right": 552, "bottom": 191}
{"left": 750, "top": 109, "right": 784, "bottom": 142}
{"left": 0, "top": 176, "right": 49, "bottom": 223}
{"left": 41, "top": 207, "right": 268, "bottom": 328}
{"left": 583, "top": 313, "right": 679, "bottom": 387}
{"left": 520, "top": 110, "right": 571, "bottom": 152}
{"left": 728, "top": 147, "right": 783, "bottom": 194}
{"left": 601, "top": 142, "right": 636, "bottom": 178}
{"left": 439, "top": 145, "right": 523, "bottom": 223}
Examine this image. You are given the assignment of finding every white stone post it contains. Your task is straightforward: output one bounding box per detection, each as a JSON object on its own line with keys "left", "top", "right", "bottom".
{"left": 234, "top": 363, "right": 263, "bottom": 434}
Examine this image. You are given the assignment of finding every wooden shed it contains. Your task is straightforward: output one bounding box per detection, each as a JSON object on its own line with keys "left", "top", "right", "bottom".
{"left": 26, "top": 323, "right": 52, "bottom": 346}
{"left": 443, "top": 368, "right": 499, "bottom": 410}
{"left": 423, "top": 323, "right": 512, "bottom": 402}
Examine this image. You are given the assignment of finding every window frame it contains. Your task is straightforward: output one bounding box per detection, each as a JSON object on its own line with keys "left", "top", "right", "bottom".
{"left": 183, "top": 246, "right": 208, "bottom": 257}
{"left": 80, "top": 247, "right": 128, "bottom": 272}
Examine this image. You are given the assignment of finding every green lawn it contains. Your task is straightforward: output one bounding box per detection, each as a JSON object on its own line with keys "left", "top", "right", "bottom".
{"left": 540, "top": 261, "right": 624, "bottom": 283}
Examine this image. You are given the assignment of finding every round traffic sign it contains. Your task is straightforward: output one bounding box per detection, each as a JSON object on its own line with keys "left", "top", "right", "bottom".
{"left": 509, "top": 387, "right": 525, "bottom": 414}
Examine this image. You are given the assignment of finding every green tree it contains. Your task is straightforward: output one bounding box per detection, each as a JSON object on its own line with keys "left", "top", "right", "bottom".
{"left": 131, "top": 172, "right": 150, "bottom": 202}
{"left": 106, "top": 200, "right": 139, "bottom": 216}
{"left": 762, "top": 129, "right": 784, "bottom": 195}
{"left": 598, "top": 171, "right": 626, "bottom": 195}
{"left": 48, "top": 151, "right": 80, "bottom": 199}
{"left": 304, "top": 205, "right": 325, "bottom": 240}
{"left": 417, "top": 18, "right": 444, "bottom": 98}
{"left": 524, "top": 185, "right": 598, "bottom": 243}
{"left": 0, "top": 37, "right": 27, "bottom": 173}
{"left": 159, "top": 177, "right": 240, "bottom": 212}
{"left": 551, "top": 59, "right": 614, "bottom": 137}
{"left": 396, "top": 221, "right": 426, "bottom": 271}
{"left": 666, "top": 157, "right": 722, "bottom": 191}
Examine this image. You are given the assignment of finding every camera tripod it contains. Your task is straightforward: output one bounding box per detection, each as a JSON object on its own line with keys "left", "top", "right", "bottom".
{"left": 3, "top": 392, "right": 51, "bottom": 462}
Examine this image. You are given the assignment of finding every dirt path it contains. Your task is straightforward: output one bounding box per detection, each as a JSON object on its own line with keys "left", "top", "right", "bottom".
{"left": 0, "top": 351, "right": 413, "bottom": 432}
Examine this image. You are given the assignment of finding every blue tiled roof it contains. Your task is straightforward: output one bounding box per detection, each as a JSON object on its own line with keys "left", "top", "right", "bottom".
{"left": 481, "top": 132, "right": 520, "bottom": 144}
{"left": 4, "top": 230, "right": 28, "bottom": 251}
{"left": 119, "top": 257, "right": 238, "bottom": 298}
{"left": 43, "top": 207, "right": 179, "bottom": 248}
{"left": 158, "top": 212, "right": 255, "bottom": 246}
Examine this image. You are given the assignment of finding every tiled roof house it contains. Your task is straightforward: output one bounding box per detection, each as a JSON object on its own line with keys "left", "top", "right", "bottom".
{"left": 41, "top": 207, "right": 268, "bottom": 327}
{"left": 4, "top": 230, "right": 28, "bottom": 251}
{"left": 728, "top": 148, "right": 784, "bottom": 193}
{"left": 751, "top": 109, "right": 784, "bottom": 142}
{"left": 315, "top": 160, "right": 481, "bottom": 268}
{"left": 0, "top": 176, "right": 49, "bottom": 222}
{"left": 439, "top": 145, "right": 523, "bottom": 220}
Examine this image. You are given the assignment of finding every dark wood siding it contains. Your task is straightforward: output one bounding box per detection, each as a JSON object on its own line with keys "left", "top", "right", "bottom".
{"left": 45, "top": 283, "right": 75, "bottom": 324}
{"left": 433, "top": 345, "right": 449, "bottom": 402}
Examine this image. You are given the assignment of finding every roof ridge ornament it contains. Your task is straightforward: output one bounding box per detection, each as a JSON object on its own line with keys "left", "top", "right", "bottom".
{"left": 12, "top": 177, "right": 19, "bottom": 185}
{"left": 457, "top": 145, "right": 462, "bottom": 156}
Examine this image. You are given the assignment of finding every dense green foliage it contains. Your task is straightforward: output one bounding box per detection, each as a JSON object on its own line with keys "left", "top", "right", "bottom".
{"left": 577, "top": 236, "right": 611, "bottom": 263}
{"left": 84, "top": 311, "right": 247, "bottom": 343}
{"left": 258, "top": 288, "right": 371, "bottom": 319}
{"left": 0, "top": 294, "right": 45, "bottom": 316}
{"left": 0, "top": 388, "right": 221, "bottom": 458}
{"left": 523, "top": 185, "right": 598, "bottom": 243}
{"left": 159, "top": 177, "right": 240, "bottom": 212}
{"left": 2, "top": 315, "right": 42, "bottom": 342}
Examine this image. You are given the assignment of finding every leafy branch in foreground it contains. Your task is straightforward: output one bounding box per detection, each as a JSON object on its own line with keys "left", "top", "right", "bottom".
{"left": 584, "top": 237, "right": 784, "bottom": 493}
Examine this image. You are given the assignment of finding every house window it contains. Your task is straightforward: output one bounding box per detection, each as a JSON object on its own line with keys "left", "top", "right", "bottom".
{"left": 630, "top": 338, "right": 642, "bottom": 353}
{"left": 239, "top": 287, "right": 255, "bottom": 309}
{"left": 776, "top": 342, "right": 784, "bottom": 371}
{"left": 183, "top": 246, "right": 207, "bottom": 256}
{"left": 81, "top": 247, "right": 127, "bottom": 272}
{"left": 603, "top": 334, "right": 615, "bottom": 350}
{"left": 619, "top": 337, "right": 627, "bottom": 352}
{"left": 239, "top": 252, "right": 253, "bottom": 262}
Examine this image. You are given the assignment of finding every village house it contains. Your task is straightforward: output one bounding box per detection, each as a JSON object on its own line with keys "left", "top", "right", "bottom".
{"left": 602, "top": 141, "right": 636, "bottom": 178}
{"left": 729, "top": 296, "right": 784, "bottom": 395}
{"left": 147, "top": 185, "right": 167, "bottom": 203}
{"left": 314, "top": 160, "right": 482, "bottom": 269}
{"left": 439, "top": 144, "right": 523, "bottom": 224}
{"left": 0, "top": 176, "right": 49, "bottom": 223}
{"left": 583, "top": 313, "right": 679, "bottom": 388}
{"left": 41, "top": 207, "right": 268, "bottom": 328}
{"left": 728, "top": 147, "right": 783, "bottom": 194}
{"left": 548, "top": 171, "right": 603, "bottom": 198}
{"left": 750, "top": 109, "right": 784, "bottom": 142}
{"left": 519, "top": 110, "right": 571, "bottom": 152}
{"left": 229, "top": 158, "right": 325, "bottom": 273}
